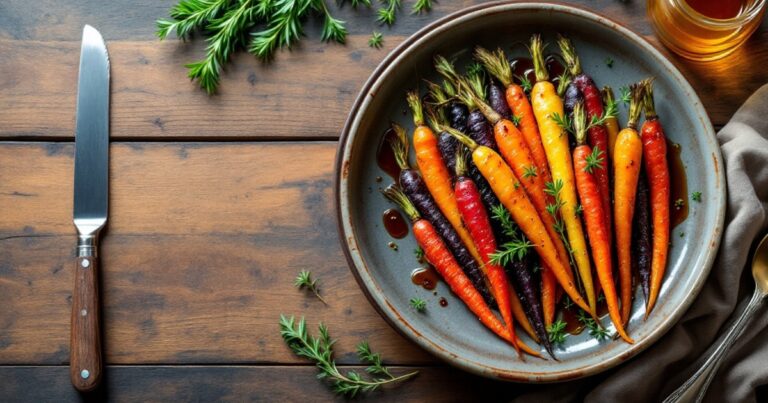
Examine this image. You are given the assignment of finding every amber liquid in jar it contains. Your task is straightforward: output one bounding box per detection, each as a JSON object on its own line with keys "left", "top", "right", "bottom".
{"left": 648, "top": 0, "right": 766, "bottom": 61}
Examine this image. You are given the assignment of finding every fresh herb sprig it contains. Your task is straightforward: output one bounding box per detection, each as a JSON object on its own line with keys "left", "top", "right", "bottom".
{"left": 411, "top": 0, "right": 432, "bottom": 14}
{"left": 488, "top": 204, "right": 534, "bottom": 266}
{"left": 582, "top": 147, "right": 605, "bottom": 174}
{"left": 280, "top": 316, "right": 418, "bottom": 396}
{"left": 369, "top": 31, "right": 384, "bottom": 48}
{"left": 619, "top": 86, "right": 631, "bottom": 106}
{"left": 547, "top": 319, "right": 567, "bottom": 345}
{"left": 377, "top": 0, "right": 401, "bottom": 25}
{"left": 409, "top": 297, "right": 426, "bottom": 312}
{"left": 576, "top": 311, "right": 610, "bottom": 341}
{"left": 544, "top": 180, "right": 577, "bottom": 269}
{"left": 295, "top": 270, "right": 328, "bottom": 305}
{"left": 692, "top": 191, "right": 702, "bottom": 202}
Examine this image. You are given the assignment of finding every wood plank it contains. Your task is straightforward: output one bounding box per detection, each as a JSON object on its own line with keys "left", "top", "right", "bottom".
{"left": 0, "top": 365, "right": 579, "bottom": 402}
{"left": 0, "top": 1, "right": 765, "bottom": 140}
{"left": 0, "top": 142, "right": 433, "bottom": 365}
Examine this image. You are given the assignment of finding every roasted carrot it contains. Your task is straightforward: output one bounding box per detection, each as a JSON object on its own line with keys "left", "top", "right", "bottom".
{"left": 633, "top": 170, "right": 652, "bottom": 305}
{"left": 407, "top": 91, "right": 484, "bottom": 267}
{"left": 529, "top": 35, "right": 597, "bottom": 316}
{"left": 572, "top": 102, "right": 633, "bottom": 344}
{"left": 454, "top": 147, "right": 516, "bottom": 340}
{"left": 389, "top": 123, "right": 494, "bottom": 304}
{"left": 640, "top": 80, "right": 670, "bottom": 317}
{"left": 602, "top": 86, "right": 621, "bottom": 157}
{"left": 436, "top": 124, "right": 592, "bottom": 314}
{"left": 558, "top": 35, "right": 613, "bottom": 249}
{"left": 426, "top": 81, "right": 460, "bottom": 183}
{"left": 613, "top": 84, "right": 645, "bottom": 324}
{"left": 382, "top": 185, "right": 521, "bottom": 353}
{"left": 508, "top": 253, "right": 555, "bottom": 358}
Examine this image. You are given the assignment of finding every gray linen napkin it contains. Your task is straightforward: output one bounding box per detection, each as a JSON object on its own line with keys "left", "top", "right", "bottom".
{"left": 516, "top": 84, "right": 768, "bottom": 403}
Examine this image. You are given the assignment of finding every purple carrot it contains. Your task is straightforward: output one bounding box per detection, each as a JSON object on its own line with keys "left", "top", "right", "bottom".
{"left": 388, "top": 123, "right": 495, "bottom": 305}
{"left": 506, "top": 254, "right": 555, "bottom": 358}
{"left": 488, "top": 80, "right": 512, "bottom": 120}
{"left": 437, "top": 133, "right": 458, "bottom": 183}
{"left": 633, "top": 170, "right": 652, "bottom": 304}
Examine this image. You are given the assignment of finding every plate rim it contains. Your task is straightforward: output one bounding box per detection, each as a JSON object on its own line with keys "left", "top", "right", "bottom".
{"left": 334, "top": 1, "right": 726, "bottom": 382}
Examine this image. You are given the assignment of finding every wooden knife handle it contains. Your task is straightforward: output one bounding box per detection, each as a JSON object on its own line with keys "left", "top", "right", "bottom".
{"left": 70, "top": 255, "right": 102, "bottom": 392}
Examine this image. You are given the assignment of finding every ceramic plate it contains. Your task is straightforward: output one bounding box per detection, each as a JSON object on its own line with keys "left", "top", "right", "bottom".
{"left": 335, "top": 2, "right": 726, "bottom": 382}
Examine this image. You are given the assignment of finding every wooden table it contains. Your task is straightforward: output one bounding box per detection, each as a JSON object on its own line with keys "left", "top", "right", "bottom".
{"left": 1, "top": 1, "right": 766, "bottom": 401}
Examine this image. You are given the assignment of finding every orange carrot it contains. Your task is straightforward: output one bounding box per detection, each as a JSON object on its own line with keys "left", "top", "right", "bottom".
{"left": 437, "top": 125, "right": 592, "bottom": 315}
{"left": 406, "top": 91, "right": 484, "bottom": 267}
{"left": 572, "top": 102, "right": 633, "bottom": 343}
{"left": 613, "top": 84, "right": 645, "bottom": 324}
{"left": 640, "top": 80, "right": 670, "bottom": 317}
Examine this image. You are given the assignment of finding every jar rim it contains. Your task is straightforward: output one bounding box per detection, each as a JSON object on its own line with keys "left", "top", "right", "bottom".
{"left": 670, "top": 0, "right": 766, "bottom": 27}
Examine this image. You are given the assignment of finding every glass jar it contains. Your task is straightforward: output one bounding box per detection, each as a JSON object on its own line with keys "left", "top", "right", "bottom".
{"left": 648, "top": 0, "right": 767, "bottom": 61}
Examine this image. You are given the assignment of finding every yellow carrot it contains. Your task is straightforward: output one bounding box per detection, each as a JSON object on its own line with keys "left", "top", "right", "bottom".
{"left": 529, "top": 35, "right": 597, "bottom": 316}
{"left": 602, "top": 86, "right": 621, "bottom": 157}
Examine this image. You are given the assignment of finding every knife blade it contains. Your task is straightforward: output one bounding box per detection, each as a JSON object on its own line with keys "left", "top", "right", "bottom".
{"left": 71, "top": 24, "right": 109, "bottom": 393}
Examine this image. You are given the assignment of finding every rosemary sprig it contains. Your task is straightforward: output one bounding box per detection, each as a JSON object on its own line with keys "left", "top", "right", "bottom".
{"left": 516, "top": 74, "right": 532, "bottom": 93}
{"left": 411, "top": 0, "right": 432, "bottom": 14}
{"left": 488, "top": 239, "right": 533, "bottom": 267}
{"left": 280, "top": 316, "right": 418, "bottom": 396}
{"left": 158, "top": 0, "right": 350, "bottom": 93}
{"left": 547, "top": 319, "right": 567, "bottom": 345}
{"left": 522, "top": 165, "right": 538, "bottom": 179}
{"left": 544, "top": 180, "right": 577, "bottom": 269}
{"left": 488, "top": 204, "right": 533, "bottom": 266}
{"left": 619, "top": 86, "right": 631, "bottom": 106}
{"left": 294, "top": 270, "right": 328, "bottom": 305}
{"left": 409, "top": 297, "right": 426, "bottom": 312}
{"left": 576, "top": 310, "right": 610, "bottom": 341}
{"left": 550, "top": 112, "right": 573, "bottom": 135}
{"left": 582, "top": 147, "right": 604, "bottom": 174}
{"left": 377, "top": 0, "right": 401, "bottom": 25}
{"left": 369, "top": 31, "right": 384, "bottom": 48}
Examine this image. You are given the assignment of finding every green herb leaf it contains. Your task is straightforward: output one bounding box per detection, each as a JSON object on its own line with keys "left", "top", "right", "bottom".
{"left": 547, "top": 319, "right": 567, "bottom": 345}
{"left": 619, "top": 86, "right": 631, "bottom": 106}
{"left": 411, "top": 0, "right": 432, "bottom": 14}
{"left": 368, "top": 31, "right": 384, "bottom": 48}
{"left": 522, "top": 165, "right": 538, "bottom": 179}
{"left": 409, "top": 297, "right": 426, "bottom": 312}
{"left": 376, "top": 0, "right": 401, "bottom": 25}
{"left": 295, "top": 270, "right": 328, "bottom": 305}
{"left": 516, "top": 74, "right": 532, "bottom": 93}
{"left": 414, "top": 247, "right": 424, "bottom": 261}
{"left": 604, "top": 57, "right": 614, "bottom": 68}
{"left": 550, "top": 112, "right": 573, "bottom": 135}
{"left": 692, "top": 191, "right": 702, "bottom": 202}
{"left": 510, "top": 114, "right": 522, "bottom": 126}
{"left": 583, "top": 147, "right": 605, "bottom": 174}
{"left": 488, "top": 239, "right": 533, "bottom": 267}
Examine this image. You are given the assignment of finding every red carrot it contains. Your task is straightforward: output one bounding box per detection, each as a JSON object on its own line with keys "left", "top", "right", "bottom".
{"left": 454, "top": 148, "right": 516, "bottom": 341}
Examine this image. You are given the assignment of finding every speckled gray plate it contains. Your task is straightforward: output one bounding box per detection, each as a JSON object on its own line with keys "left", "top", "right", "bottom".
{"left": 335, "top": 2, "right": 726, "bottom": 382}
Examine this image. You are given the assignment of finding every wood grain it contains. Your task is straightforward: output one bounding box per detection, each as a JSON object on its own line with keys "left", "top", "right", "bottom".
{"left": 0, "top": 1, "right": 765, "bottom": 140}
{"left": 69, "top": 256, "right": 103, "bottom": 391}
{"left": 0, "top": 365, "right": 592, "bottom": 403}
{"left": 0, "top": 142, "right": 433, "bottom": 365}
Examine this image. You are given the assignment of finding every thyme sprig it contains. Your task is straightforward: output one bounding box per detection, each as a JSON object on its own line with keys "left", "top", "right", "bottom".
{"left": 294, "top": 270, "right": 328, "bottom": 305}
{"left": 280, "top": 316, "right": 419, "bottom": 396}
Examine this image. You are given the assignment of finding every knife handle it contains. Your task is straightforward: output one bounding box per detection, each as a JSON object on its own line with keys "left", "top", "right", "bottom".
{"left": 70, "top": 255, "right": 102, "bottom": 392}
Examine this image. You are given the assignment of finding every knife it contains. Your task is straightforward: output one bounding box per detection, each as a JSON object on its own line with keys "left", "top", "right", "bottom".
{"left": 70, "top": 24, "right": 110, "bottom": 392}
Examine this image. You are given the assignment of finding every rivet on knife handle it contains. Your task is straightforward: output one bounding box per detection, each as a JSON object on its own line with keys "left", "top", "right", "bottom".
{"left": 70, "top": 254, "right": 102, "bottom": 392}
